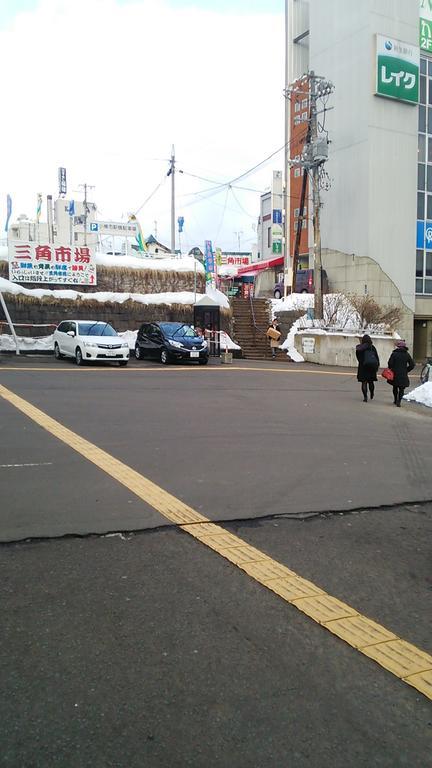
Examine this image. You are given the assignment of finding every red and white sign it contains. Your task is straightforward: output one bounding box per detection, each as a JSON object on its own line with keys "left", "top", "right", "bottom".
{"left": 221, "top": 254, "right": 251, "bottom": 267}
{"left": 8, "top": 241, "right": 97, "bottom": 285}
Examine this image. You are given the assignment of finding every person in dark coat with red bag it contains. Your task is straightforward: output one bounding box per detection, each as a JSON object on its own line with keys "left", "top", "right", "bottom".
{"left": 356, "top": 334, "right": 380, "bottom": 402}
{"left": 387, "top": 340, "right": 415, "bottom": 407}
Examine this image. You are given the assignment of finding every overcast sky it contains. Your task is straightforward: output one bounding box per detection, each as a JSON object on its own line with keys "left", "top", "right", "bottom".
{"left": 1, "top": 0, "right": 285, "bottom": 253}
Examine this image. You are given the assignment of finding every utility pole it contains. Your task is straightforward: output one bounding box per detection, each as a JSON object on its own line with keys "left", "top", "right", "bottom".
{"left": 283, "top": 0, "right": 291, "bottom": 298}
{"left": 287, "top": 72, "right": 333, "bottom": 321}
{"left": 167, "top": 145, "right": 175, "bottom": 255}
{"left": 310, "top": 72, "right": 323, "bottom": 320}
{"left": 78, "top": 183, "right": 94, "bottom": 246}
{"left": 234, "top": 231, "right": 243, "bottom": 251}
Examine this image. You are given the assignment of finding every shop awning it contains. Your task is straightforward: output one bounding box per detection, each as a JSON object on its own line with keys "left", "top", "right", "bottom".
{"left": 236, "top": 256, "right": 283, "bottom": 277}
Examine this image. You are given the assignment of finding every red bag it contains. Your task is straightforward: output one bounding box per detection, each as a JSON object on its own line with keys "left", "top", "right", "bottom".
{"left": 381, "top": 367, "right": 394, "bottom": 382}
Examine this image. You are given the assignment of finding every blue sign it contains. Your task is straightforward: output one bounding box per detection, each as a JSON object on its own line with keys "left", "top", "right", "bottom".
{"left": 273, "top": 209, "right": 282, "bottom": 224}
{"left": 416, "top": 220, "right": 432, "bottom": 249}
{"left": 178, "top": 216, "right": 184, "bottom": 233}
{"left": 90, "top": 222, "right": 99, "bottom": 232}
{"left": 68, "top": 200, "right": 75, "bottom": 217}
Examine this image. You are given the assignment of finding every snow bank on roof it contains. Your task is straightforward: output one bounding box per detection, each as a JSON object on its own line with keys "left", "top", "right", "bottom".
{"left": 404, "top": 381, "right": 432, "bottom": 408}
{"left": 95, "top": 252, "right": 205, "bottom": 273}
{"left": 0, "top": 276, "right": 229, "bottom": 309}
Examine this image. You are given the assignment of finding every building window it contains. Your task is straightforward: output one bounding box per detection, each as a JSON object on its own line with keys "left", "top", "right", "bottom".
{"left": 418, "top": 191, "right": 425, "bottom": 219}
{"left": 267, "top": 227, "right": 271, "bottom": 248}
{"left": 426, "top": 252, "right": 432, "bottom": 276}
{"left": 419, "top": 133, "right": 426, "bottom": 162}
{"left": 425, "top": 279, "right": 432, "bottom": 293}
{"left": 417, "top": 250, "right": 424, "bottom": 277}
{"left": 420, "top": 75, "right": 427, "bottom": 104}
{"left": 301, "top": 111, "right": 308, "bottom": 122}
{"left": 294, "top": 102, "right": 300, "bottom": 112}
{"left": 418, "top": 163, "right": 426, "bottom": 190}
{"left": 302, "top": 98, "right": 308, "bottom": 109}
{"left": 416, "top": 278, "right": 423, "bottom": 293}
{"left": 427, "top": 194, "right": 432, "bottom": 219}
{"left": 294, "top": 168, "right": 301, "bottom": 177}
{"left": 419, "top": 105, "right": 426, "bottom": 133}
{"left": 294, "top": 115, "right": 301, "bottom": 126}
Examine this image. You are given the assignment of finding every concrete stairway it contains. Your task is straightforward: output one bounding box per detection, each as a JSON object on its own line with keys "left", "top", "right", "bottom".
{"left": 231, "top": 297, "right": 273, "bottom": 359}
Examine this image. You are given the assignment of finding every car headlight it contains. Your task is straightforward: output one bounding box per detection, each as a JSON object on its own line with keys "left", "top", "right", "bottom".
{"left": 201, "top": 340, "right": 208, "bottom": 349}
{"left": 121, "top": 342, "right": 129, "bottom": 348}
{"left": 83, "top": 341, "right": 98, "bottom": 347}
{"left": 168, "top": 339, "right": 183, "bottom": 349}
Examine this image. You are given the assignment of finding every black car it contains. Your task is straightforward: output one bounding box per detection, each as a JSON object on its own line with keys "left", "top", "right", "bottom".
{"left": 134, "top": 322, "right": 209, "bottom": 365}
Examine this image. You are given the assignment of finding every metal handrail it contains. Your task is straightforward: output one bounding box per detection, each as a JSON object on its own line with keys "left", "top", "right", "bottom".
{"left": 248, "top": 293, "right": 269, "bottom": 336}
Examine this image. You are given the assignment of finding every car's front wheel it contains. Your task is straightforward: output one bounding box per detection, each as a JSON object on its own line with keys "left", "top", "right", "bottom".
{"left": 160, "top": 349, "right": 170, "bottom": 365}
{"left": 135, "top": 344, "right": 143, "bottom": 360}
{"left": 118, "top": 360, "right": 128, "bottom": 367}
{"left": 75, "top": 347, "right": 84, "bottom": 366}
{"left": 54, "top": 343, "right": 63, "bottom": 359}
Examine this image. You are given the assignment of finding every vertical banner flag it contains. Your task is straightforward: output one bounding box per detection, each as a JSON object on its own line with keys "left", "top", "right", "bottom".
{"left": 178, "top": 216, "right": 184, "bottom": 233}
{"left": 4, "top": 194, "right": 12, "bottom": 232}
{"left": 204, "top": 239, "right": 215, "bottom": 282}
{"left": 36, "top": 193, "right": 42, "bottom": 222}
{"left": 68, "top": 200, "right": 75, "bottom": 216}
{"left": 215, "top": 247, "right": 222, "bottom": 267}
{"left": 128, "top": 214, "right": 147, "bottom": 252}
{"left": 58, "top": 167, "right": 67, "bottom": 197}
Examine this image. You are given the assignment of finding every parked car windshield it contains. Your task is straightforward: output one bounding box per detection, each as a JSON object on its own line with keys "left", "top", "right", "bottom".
{"left": 77, "top": 322, "right": 118, "bottom": 337}
{"left": 159, "top": 322, "right": 196, "bottom": 338}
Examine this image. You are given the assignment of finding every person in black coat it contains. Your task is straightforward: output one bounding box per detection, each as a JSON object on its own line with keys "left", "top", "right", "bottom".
{"left": 388, "top": 340, "right": 415, "bottom": 407}
{"left": 356, "top": 334, "right": 380, "bottom": 402}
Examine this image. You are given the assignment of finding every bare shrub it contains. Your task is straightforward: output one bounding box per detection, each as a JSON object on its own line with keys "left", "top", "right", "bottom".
{"left": 349, "top": 294, "right": 402, "bottom": 331}
{"left": 323, "top": 293, "right": 353, "bottom": 329}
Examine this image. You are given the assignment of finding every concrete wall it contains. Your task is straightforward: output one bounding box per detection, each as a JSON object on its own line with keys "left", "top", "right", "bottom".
{"left": 308, "top": 0, "right": 418, "bottom": 321}
{"left": 322, "top": 248, "right": 414, "bottom": 347}
{"left": 294, "top": 330, "right": 398, "bottom": 368}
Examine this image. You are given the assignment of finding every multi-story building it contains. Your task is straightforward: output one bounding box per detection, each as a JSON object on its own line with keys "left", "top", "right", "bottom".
{"left": 286, "top": 0, "right": 432, "bottom": 357}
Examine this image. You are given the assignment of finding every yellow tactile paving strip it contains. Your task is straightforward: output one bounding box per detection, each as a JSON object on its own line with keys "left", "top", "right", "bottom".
{"left": 0, "top": 381, "right": 431, "bottom": 702}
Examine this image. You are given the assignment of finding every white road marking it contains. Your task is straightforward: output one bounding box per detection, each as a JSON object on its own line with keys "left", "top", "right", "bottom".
{"left": 0, "top": 462, "right": 53, "bottom": 468}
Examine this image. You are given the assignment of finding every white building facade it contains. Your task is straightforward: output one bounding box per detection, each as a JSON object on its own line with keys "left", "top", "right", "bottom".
{"left": 287, "top": 0, "right": 432, "bottom": 357}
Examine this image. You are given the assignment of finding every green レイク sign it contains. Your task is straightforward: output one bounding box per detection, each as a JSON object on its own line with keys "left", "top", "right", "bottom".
{"left": 376, "top": 35, "right": 419, "bottom": 104}
{"left": 420, "top": 0, "right": 432, "bottom": 52}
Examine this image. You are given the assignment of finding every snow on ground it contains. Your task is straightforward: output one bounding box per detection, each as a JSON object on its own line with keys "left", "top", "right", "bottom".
{"left": 404, "top": 382, "right": 432, "bottom": 408}
{"left": 0, "top": 276, "right": 229, "bottom": 309}
{"left": 0, "top": 328, "right": 240, "bottom": 353}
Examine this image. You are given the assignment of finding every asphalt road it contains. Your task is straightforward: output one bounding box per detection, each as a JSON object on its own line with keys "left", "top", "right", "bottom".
{"left": 0, "top": 356, "right": 431, "bottom": 767}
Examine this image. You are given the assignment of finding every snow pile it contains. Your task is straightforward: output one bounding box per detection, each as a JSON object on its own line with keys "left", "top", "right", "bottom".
{"left": 279, "top": 318, "right": 304, "bottom": 362}
{"left": 0, "top": 333, "right": 54, "bottom": 352}
{"left": 0, "top": 327, "right": 240, "bottom": 353}
{"left": 218, "top": 331, "right": 241, "bottom": 351}
{"left": 404, "top": 382, "right": 432, "bottom": 408}
{"left": 94, "top": 252, "right": 205, "bottom": 273}
{"left": 0, "top": 276, "right": 229, "bottom": 309}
